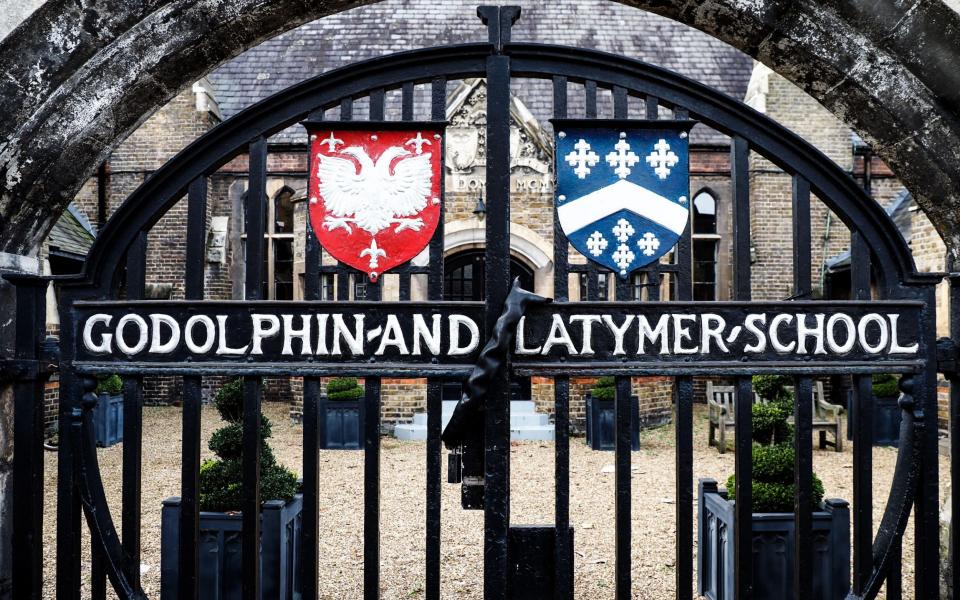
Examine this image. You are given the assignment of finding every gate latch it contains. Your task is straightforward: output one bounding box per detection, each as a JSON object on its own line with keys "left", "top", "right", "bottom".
{"left": 442, "top": 279, "right": 550, "bottom": 509}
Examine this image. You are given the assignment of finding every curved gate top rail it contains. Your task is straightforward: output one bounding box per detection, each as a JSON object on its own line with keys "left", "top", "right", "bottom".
{"left": 59, "top": 41, "right": 938, "bottom": 295}
{"left": 13, "top": 7, "right": 946, "bottom": 600}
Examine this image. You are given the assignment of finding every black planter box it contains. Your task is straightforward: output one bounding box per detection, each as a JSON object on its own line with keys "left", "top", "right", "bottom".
{"left": 93, "top": 392, "right": 123, "bottom": 447}
{"left": 697, "top": 479, "right": 850, "bottom": 600}
{"left": 584, "top": 394, "right": 640, "bottom": 451}
{"left": 846, "top": 393, "right": 902, "bottom": 447}
{"left": 160, "top": 493, "right": 303, "bottom": 600}
{"left": 318, "top": 397, "right": 363, "bottom": 450}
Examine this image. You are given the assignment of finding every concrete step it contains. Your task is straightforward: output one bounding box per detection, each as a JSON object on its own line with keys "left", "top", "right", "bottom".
{"left": 396, "top": 400, "right": 554, "bottom": 442}
{"left": 508, "top": 425, "right": 556, "bottom": 441}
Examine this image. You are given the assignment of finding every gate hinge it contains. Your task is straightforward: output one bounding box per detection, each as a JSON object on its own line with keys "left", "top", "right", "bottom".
{"left": 936, "top": 337, "right": 959, "bottom": 378}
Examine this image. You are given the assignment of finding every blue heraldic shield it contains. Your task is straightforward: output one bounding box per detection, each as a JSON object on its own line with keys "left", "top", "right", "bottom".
{"left": 553, "top": 120, "right": 694, "bottom": 277}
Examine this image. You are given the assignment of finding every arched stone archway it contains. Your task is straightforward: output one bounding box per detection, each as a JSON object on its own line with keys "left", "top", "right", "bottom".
{"left": 1, "top": 0, "right": 960, "bottom": 260}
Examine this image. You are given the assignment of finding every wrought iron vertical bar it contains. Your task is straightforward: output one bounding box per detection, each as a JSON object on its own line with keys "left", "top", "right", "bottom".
{"left": 674, "top": 376, "right": 693, "bottom": 600}
{"left": 178, "top": 178, "right": 206, "bottom": 600}
{"left": 484, "top": 50, "right": 512, "bottom": 600}
{"left": 363, "top": 94, "right": 384, "bottom": 600}
{"left": 57, "top": 368, "right": 82, "bottom": 599}
{"left": 584, "top": 80, "right": 597, "bottom": 118}
{"left": 424, "top": 74, "right": 446, "bottom": 600}
{"left": 613, "top": 225, "right": 633, "bottom": 600}
{"left": 584, "top": 80, "right": 600, "bottom": 300}
{"left": 675, "top": 158, "right": 694, "bottom": 600}
{"left": 552, "top": 75, "right": 569, "bottom": 302}
{"left": 401, "top": 82, "right": 415, "bottom": 121}
{"left": 553, "top": 375, "right": 571, "bottom": 600}
{"left": 612, "top": 86, "right": 632, "bottom": 300}
{"left": 241, "top": 137, "right": 267, "bottom": 599}
{"left": 302, "top": 147, "right": 322, "bottom": 600}
{"left": 791, "top": 174, "right": 814, "bottom": 600}
{"left": 425, "top": 378, "right": 442, "bottom": 600}
{"left": 644, "top": 95, "right": 662, "bottom": 300}
{"left": 11, "top": 276, "right": 46, "bottom": 600}
{"left": 850, "top": 231, "right": 873, "bottom": 596}
{"left": 913, "top": 287, "right": 940, "bottom": 600}
{"left": 364, "top": 376, "right": 381, "bottom": 600}
{"left": 91, "top": 549, "right": 105, "bottom": 600}
{"left": 370, "top": 88, "right": 385, "bottom": 120}
{"left": 731, "top": 135, "right": 753, "bottom": 600}
{"left": 614, "top": 374, "right": 632, "bottom": 600}
{"left": 553, "top": 73, "right": 572, "bottom": 600}
{"left": 122, "top": 230, "right": 146, "bottom": 592}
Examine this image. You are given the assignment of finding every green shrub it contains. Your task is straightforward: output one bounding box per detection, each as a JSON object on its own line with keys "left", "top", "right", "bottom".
{"left": 96, "top": 374, "right": 123, "bottom": 396}
{"left": 721, "top": 378, "right": 828, "bottom": 513}
{"left": 199, "top": 378, "right": 298, "bottom": 512}
{"left": 327, "top": 377, "right": 363, "bottom": 401}
{"left": 726, "top": 473, "right": 824, "bottom": 513}
{"left": 752, "top": 403, "right": 793, "bottom": 446}
{"left": 751, "top": 374, "right": 793, "bottom": 410}
{"left": 213, "top": 378, "right": 244, "bottom": 422}
{"left": 591, "top": 376, "right": 616, "bottom": 401}
{"left": 871, "top": 374, "right": 899, "bottom": 398}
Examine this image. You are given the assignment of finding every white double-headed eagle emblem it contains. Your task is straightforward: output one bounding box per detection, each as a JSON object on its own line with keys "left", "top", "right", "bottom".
{"left": 316, "top": 139, "right": 434, "bottom": 235}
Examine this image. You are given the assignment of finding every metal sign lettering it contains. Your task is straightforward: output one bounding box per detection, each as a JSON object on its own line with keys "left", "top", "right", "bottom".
{"left": 307, "top": 123, "right": 444, "bottom": 281}
{"left": 73, "top": 300, "right": 923, "bottom": 374}
{"left": 553, "top": 119, "right": 695, "bottom": 277}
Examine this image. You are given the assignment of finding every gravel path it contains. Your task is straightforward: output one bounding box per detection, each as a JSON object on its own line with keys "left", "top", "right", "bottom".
{"left": 41, "top": 402, "right": 948, "bottom": 599}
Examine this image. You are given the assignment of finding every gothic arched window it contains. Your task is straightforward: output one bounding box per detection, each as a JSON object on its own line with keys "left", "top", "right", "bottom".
{"left": 692, "top": 190, "right": 719, "bottom": 300}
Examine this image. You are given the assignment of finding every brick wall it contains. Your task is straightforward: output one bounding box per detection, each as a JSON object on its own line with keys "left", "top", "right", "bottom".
{"left": 531, "top": 375, "right": 674, "bottom": 432}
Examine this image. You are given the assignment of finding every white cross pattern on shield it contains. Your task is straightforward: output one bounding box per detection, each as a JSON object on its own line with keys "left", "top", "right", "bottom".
{"left": 552, "top": 119, "right": 694, "bottom": 278}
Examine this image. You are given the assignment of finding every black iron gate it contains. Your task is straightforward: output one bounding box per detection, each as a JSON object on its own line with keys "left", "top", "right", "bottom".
{"left": 6, "top": 5, "right": 955, "bottom": 600}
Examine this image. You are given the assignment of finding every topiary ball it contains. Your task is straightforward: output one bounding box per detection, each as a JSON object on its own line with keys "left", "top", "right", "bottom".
{"left": 752, "top": 374, "right": 794, "bottom": 407}
{"left": 591, "top": 376, "right": 617, "bottom": 400}
{"left": 96, "top": 374, "right": 123, "bottom": 396}
{"left": 871, "top": 373, "right": 900, "bottom": 398}
{"left": 326, "top": 377, "right": 363, "bottom": 401}
{"left": 213, "top": 378, "right": 245, "bottom": 423}
{"left": 751, "top": 403, "right": 793, "bottom": 446}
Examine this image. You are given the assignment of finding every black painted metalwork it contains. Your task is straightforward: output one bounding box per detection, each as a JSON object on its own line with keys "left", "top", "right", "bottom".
{"left": 6, "top": 6, "right": 943, "bottom": 600}
{"left": 242, "top": 137, "right": 267, "bottom": 599}
{"left": 851, "top": 231, "right": 873, "bottom": 597}
{"left": 791, "top": 175, "right": 814, "bottom": 600}
{"left": 179, "top": 177, "right": 206, "bottom": 600}
{"left": 8, "top": 274, "right": 48, "bottom": 600}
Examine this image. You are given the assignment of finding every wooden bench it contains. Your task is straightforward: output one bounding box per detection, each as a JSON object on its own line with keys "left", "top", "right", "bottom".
{"left": 706, "top": 382, "right": 735, "bottom": 454}
{"left": 706, "top": 381, "right": 844, "bottom": 453}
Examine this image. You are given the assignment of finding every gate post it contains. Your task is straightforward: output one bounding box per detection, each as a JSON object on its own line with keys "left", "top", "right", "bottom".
{"left": 3, "top": 273, "right": 50, "bottom": 600}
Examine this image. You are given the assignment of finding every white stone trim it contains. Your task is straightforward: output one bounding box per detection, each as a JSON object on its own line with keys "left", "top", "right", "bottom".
{"left": 444, "top": 219, "right": 552, "bottom": 270}
{"left": 444, "top": 219, "right": 555, "bottom": 297}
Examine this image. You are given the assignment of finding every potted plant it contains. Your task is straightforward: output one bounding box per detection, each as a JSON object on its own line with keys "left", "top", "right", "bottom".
{"left": 584, "top": 376, "right": 639, "bottom": 451}
{"left": 160, "top": 378, "right": 301, "bottom": 600}
{"left": 319, "top": 376, "right": 365, "bottom": 450}
{"left": 846, "top": 373, "right": 903, "bottom": 446}
{"left": 93, "top": 374, "right": 124, "bottom": 447}
{"left": 698, "top": 376, "right": 850, "bottom": 600}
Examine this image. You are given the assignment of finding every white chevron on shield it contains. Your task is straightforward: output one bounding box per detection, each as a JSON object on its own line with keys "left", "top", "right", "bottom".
{"left": 557, "top": 179, "right": 688, "bottom": 235}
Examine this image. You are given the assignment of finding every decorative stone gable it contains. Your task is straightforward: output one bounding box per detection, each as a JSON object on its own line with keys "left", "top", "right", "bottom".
{"left": 445, "top": 79, "right": 553, "bottom": 196}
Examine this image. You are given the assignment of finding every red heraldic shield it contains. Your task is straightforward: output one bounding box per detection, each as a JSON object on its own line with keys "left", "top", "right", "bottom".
{"left": 308, "top": 127, "right": 443, "bottom": 281}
